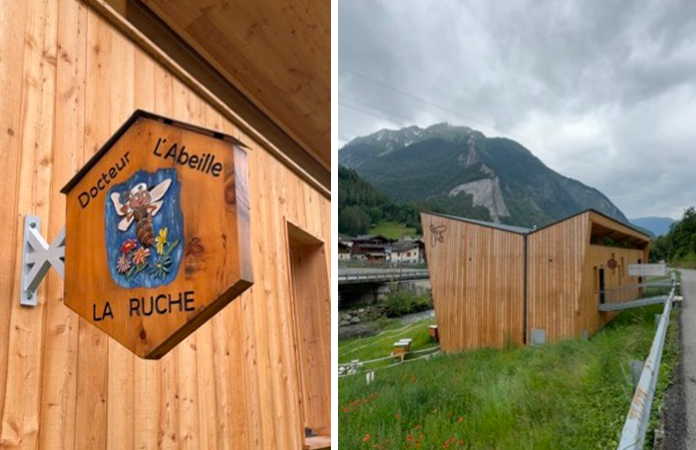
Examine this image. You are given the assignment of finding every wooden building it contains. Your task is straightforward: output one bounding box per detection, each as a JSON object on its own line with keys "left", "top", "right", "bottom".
{"left": 350, "top": 234, "right": 393, "bottom": 261}
{"left": 422, "top": 210, "right": 650, "bottom": 353}
{"left": 0, "top": 0, "right": 330, "bottom": 449}
{"left": 388, "top": 240, "right": 425, "bottom": 265}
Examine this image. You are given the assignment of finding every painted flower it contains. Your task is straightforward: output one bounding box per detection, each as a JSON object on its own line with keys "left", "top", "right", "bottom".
{"left": 155, "top": 227, "right": 169, "bottom": 255}
{"left": 116, "top": 254, "right": 131, "bottom": 273}
{"left": 132, "top": 247, "right": 150, "bottom": 266}
{"left": 120, "top": 239, "right": 137, "bottom": 254}
{"left": 150, "top": 255, "right": 171, "bottom": 278}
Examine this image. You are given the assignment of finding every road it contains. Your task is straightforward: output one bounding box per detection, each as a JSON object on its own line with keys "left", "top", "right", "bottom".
{"left": 680, "top": 270, "right": 696, "bottom": 448}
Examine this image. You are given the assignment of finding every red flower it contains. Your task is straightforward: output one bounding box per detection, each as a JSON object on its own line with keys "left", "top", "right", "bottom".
{"left": 363, "top": 434, "right": 370, "bottom": 442}
{"left": 120, "top": 239, "right": 137, "bottom": 254}
{"left": 132, "top": 247, "right": 150, "bottom": 265}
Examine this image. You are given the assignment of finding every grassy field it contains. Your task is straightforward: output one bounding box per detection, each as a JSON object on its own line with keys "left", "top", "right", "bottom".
{"left": 339, "top": 318, "right": 438, "bottom": 365}
{"left": 369, "top": 221, "right": 417, "bottom": 239}
{"left": 339, "top": 305, "right": 679, "bottom": 450}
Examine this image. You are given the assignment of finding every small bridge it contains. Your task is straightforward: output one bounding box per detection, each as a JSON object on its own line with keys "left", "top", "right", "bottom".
{"left": 338, "top": 269, "right": 430, "bottom": 286}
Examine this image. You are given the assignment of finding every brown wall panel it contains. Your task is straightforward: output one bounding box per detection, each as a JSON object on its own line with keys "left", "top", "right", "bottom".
{"left": 526, "top": 212, "right": 590, "bottom": 344}
{"left": 426, "top": 210, "right": 651, "bottom": 353}
{"left": 422, "top": 214, "right": 525, "bottom": 353}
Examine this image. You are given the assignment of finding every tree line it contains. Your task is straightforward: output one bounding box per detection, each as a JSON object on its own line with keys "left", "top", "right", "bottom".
{"left": 338, "top": 165, "right": 424, "bottom": 236}
{"left": 650, "top": 206, "right": 696, "bottom": 266}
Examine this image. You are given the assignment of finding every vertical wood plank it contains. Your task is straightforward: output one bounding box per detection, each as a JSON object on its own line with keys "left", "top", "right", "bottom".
{"left": 37, "top": 0, "right": 86, "bottom": 448}
{"left": 0, "top": 0, "right": 29, "bottom": 438}
{"left": 73, "top": 9, "right": 112, "bottom": 450}
{"left": 0, "top": 0, "right": 58, "bottom": 446}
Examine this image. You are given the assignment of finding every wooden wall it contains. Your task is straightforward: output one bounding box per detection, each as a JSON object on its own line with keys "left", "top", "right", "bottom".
{"left": 579, "top": 242, "right": 646, "bottom": 337}
{"left": 422, "top": 214, "right": 525, "bottom": 353}
{"left": 287, "top": 222, "right": 331, "bottom": 438}
{"left": 526, "top": 212, "right": 590, "bottom": 344}
{"left": 0, "top": 0, "right": 330, "bottom": 448}
{"left": 425, "top": 211, "right": 651, "bottom": 352}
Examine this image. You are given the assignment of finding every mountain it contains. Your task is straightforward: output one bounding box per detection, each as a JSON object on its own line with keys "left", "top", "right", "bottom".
{"left": 338, "top": 166, "right": 421, "bottom": 236}
{"left": 338, "top": 123, "right": 629, "bottom": 228}
{"left": 630, "top": 217, "right": 675, "bottom": 237}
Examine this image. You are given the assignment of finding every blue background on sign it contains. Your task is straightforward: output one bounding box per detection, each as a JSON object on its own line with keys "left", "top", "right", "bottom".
{"left": 105, "top": 169, "right": 184, "bottom": 288}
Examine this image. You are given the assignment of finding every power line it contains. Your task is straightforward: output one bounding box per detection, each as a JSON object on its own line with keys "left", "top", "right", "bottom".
{"left": 339, "top": 101, "right": 407, "bottom": 125}
{"left": 338, "top": 66, "right": 605, "bottom": 170}
{"left": 339, "top": 94, "right": 419, "bottom": 123}
{"left": 338, "top": 89, "right": 615, "bottom": 182}
{"left": 338, "top": 66, "right": 678, "bottom": 183}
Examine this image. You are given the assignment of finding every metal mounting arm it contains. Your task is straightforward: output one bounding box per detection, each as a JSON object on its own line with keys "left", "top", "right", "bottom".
{"left": 21, "top": 215, "right": 65, "bottom": 306}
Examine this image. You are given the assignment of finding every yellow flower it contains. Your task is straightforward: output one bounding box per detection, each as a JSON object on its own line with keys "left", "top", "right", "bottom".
{"left": 155, "top": 227, "right": 168, "bottom": 255}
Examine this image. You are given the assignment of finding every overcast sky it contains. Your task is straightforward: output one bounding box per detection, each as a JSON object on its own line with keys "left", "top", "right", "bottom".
{"left": 338, "top": 0, "right": 696, "bottom": 219}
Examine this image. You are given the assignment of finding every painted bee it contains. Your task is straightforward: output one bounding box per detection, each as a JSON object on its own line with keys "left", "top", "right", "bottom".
{"left": 110, "top": 179, "right": 171, "bottom": 247}
{"left": 430, "top": 223, "right": 447, "bottom": 247}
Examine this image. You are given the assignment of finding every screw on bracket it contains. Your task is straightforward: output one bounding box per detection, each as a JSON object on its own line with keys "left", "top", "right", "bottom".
{"left": 21, "top": 215, "right": 65, "bottom": 306}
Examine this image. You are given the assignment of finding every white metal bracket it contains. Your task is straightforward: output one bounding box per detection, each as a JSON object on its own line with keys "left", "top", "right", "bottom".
{"left": 21, "top": 215, "right": 65, "bottom": 306}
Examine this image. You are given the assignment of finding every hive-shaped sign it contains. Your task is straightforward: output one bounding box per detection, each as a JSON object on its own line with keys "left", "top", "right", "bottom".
{"left": 61, "top": 110, "right": 253, "bottom": 359}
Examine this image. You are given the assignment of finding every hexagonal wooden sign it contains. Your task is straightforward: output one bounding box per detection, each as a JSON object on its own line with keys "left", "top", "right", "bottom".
{"left": 61, "top": 110, "right": 253, "bottom": 359}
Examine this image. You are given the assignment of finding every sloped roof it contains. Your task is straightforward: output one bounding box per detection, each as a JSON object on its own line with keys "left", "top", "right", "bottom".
{"left": 426, "top": 213, "right": 532, "bottom": 235}
{"left": 424, "top": 209, "right": 651, "bottom": 240}
{"left": 391, "top": 241, "right": 421, "bottom": 253}
{"left": 353, "top": 234, "right": 392, "bottom": 242}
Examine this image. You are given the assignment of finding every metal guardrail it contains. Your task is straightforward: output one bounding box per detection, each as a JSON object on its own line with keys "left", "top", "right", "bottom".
{"left": 337, "top": 269, "right": 429, "bottom": 285}
{"left": 598, "top": 295, "right": 670, "bottom": 312}
{"left": 601, "top": 278, "right": 674, "bottom": 293}
{"left": 616, "top": 279, "right": 676, "bottom": 450}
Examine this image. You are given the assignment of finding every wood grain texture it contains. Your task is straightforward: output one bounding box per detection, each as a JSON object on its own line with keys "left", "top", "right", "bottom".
{"left": 0, "top": 0, "right": 331, "bottom": 447}
{"left": 287, "top": 221, "right": 331, "bottom": 438}
{"left": 82, "top": 0, "right": 330, "bottom": 198}
{"left": 421, "top": 213, "right": 526, "bottom": 353}
{"left": 423, "top": 211, "right": 651, "bottom": 353}
{"left": 138, "top": 0, "right": 330, "bottom": 169}
{"left": 526, "top": 212, "right": 590, "bottom": 344}
{"left": 63, "top": 115, "right": 254, "bottom": 359}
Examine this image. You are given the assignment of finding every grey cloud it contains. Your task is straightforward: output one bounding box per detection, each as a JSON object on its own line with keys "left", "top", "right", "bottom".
{"left": 339, "top": 0, "right": 696, "bottom": 219}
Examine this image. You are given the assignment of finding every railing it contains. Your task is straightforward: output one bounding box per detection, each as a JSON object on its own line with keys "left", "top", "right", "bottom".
{"left": 616, "top": 278, "right": 676, "bottom": 450}
{"left": 337, "top": 269, "right": 429, "bottom": 285}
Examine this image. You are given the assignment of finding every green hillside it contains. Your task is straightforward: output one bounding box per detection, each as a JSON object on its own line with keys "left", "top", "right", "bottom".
{"left": 338, "top": 166, "right": 423, "bottom": 237}
{"left": 339, "top": 123, "right": 629, "bottom": 229}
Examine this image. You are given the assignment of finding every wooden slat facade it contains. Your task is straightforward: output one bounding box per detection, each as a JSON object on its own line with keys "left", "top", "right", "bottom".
{"left": 423, "top": 210, "right": 650, "bottom": 353}
{"left": 422, "top": 214, "right": 526, "bottom": 352}
{"left": 0, "top": 0, "right": 330, "bottom": 448}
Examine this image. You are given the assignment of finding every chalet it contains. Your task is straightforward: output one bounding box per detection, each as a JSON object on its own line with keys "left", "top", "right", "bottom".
{"left": 422, "top": 210, "right": 650, "bottom": 353}
{"left": 351, "top": 234, "right": 394, "bottom": 262}
{"left": 388, "top": 239, "right": 425, "bottom": 264}
{"left": 338, "top": 240, "right": 352, "bottom": 261}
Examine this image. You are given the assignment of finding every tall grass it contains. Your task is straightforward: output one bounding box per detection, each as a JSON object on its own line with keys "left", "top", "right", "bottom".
{"left": 339, "top": 305, "right": 679, "bottom": 450}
